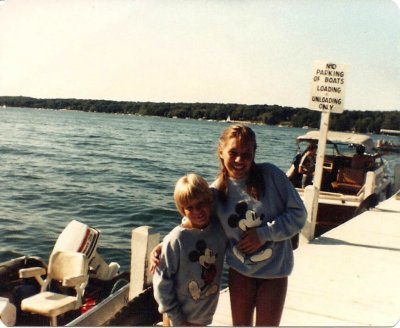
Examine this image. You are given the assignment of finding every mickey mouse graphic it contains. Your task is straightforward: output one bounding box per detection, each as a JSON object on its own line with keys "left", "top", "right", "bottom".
{"left": 187, "top": 239, "right": 219, "bottom": 300}
{"left": 228, "top": 201, "right": 272, "bottom": 263}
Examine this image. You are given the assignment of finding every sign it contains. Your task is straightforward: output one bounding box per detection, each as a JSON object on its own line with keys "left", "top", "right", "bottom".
{"left": 309, "top": 61, "right": 347, "bottom": 113}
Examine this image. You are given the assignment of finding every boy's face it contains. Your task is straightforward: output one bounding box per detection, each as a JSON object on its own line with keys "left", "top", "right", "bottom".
{"left": 182, "top": 199, "right": 211, "bottom": 229}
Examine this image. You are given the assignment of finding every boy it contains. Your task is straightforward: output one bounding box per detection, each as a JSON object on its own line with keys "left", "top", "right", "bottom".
{"left": 153, "top": 174, "right": 227, "bottom": 326}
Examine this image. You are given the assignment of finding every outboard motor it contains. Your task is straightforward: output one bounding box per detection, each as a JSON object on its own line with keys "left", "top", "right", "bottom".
{"left": 52, "top": 220, "right": 120, "bottom": 281}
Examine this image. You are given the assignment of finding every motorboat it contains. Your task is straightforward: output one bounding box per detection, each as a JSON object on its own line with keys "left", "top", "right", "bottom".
{"left": 376, "top": 129, "right": 400, "bottom": 153}
{"left": 0, "top": 220, "right": 132, "bottom": 326}
{"left": 287, "top": 131, "right": 393, "bottom": 237}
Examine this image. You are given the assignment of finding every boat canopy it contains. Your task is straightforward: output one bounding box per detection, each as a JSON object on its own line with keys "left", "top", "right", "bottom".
{"left": 296, "top": 131, "right": 375, "bottom": 152}
{"left": 380, "top": 129, "right": 400, "bottom": 136}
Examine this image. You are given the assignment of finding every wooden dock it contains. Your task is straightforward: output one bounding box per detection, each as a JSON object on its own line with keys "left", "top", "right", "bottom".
{"left": 211, "top": 191, "right": 400, "bottom": 326}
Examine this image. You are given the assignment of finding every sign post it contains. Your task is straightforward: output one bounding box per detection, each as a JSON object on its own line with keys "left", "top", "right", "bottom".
{"left": 301, "top": 61, "right": 347, "bottom": 242}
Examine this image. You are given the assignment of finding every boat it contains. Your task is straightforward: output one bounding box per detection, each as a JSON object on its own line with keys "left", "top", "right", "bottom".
{"left": 376, "top": 129, "right": 400, "bottom": 153}
{"left": 220, "top": 115, "right": 232, "bottom": 123}
{"left": 0, "top": 220, "right": 134, "bottom": 326}
{"left": 287, "top": 130, "right": 393, "bottom": 237}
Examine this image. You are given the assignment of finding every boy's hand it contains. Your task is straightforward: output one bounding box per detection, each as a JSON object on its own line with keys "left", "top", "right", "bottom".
{"left": 149, "top": 243, "right": 162, "bottom": 274}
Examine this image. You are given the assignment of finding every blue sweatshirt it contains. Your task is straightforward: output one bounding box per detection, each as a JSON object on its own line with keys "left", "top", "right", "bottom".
{"left": 213, "top": 162, "right": 307, "bottom": 278}
{"left": 153, "top": 217, "right": 227, "bottom": 326}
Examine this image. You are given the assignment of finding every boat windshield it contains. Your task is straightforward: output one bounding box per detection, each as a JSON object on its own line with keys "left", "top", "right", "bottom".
{"left": 298, "top": 142, "right": 373, "bottom": 157}
{"left": 335, "top": 143, "right": 362, "bottom": 156}
{"left": 296, "top": 131, "right": 375, "bottom": 156}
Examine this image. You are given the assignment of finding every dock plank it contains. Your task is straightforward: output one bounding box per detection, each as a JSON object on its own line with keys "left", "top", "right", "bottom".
{"left": 212, "top": 194, "right": 400, "bottom": 326}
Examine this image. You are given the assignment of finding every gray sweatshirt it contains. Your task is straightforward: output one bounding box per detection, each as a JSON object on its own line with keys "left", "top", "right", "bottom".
{"left": 213, "top": 162, "right": 307, "bottom": 278}
{"left": 153, "top": 217, "right": 227, "bottom": 326}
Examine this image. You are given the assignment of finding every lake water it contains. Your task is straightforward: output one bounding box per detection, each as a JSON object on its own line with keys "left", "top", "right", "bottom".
{"left": 1, "top": 107, "right": 398, "bottom": 280}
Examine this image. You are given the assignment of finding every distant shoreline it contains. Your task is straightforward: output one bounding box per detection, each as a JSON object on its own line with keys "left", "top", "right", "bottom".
{"left": 1, "top": 95, "right": 399, "bottom": 134}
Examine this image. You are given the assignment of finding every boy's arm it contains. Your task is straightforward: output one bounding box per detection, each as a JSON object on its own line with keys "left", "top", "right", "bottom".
{"left": 152, "top": 236, "right": 185, "bottom": 326}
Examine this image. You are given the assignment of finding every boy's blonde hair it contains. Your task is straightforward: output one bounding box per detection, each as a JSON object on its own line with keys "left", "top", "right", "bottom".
{"left": 174, "top": 174, "right": 212, "bottom": 217}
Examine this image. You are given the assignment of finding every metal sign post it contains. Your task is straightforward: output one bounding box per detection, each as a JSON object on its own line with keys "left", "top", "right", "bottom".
{"left": 302, "top": 61, "right": 347, "bottom": 242}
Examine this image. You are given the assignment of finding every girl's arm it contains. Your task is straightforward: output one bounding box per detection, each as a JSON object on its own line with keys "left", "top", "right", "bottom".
{"left": 256, "top": 167, "right": 307, "bottom": 244}
{"left": 239, "top": 164, "right": 307, "bottom": 252}
{"left": 237, "top": 228, "right": 263, "bottom": 254}
{"left": 149, "top": 243, "right": 162, "bottom": 274}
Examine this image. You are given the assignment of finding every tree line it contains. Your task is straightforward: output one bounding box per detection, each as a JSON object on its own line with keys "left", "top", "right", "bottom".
{"left": 1, "top": 96, "right": 399, "bottom": 133}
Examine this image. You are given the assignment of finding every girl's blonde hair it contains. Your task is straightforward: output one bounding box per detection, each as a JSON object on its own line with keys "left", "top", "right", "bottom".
{"left": 216, "top": 124, "right": 265, "bottom": 201}
{"left": 174, "top": 173, "right": 212, "bottom": 217}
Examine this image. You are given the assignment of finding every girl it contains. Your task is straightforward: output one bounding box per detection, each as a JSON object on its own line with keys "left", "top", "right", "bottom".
{"left": 213, "top": 124, "right": 306, "bottom": 326}
{"left": 151, "top": 125, "right": 306, "bottom": 326}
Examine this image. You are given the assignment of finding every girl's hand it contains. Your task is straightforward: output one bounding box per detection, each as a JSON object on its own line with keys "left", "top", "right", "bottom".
{"left": 149, "top": 243, "right": 162, "bottom": 274}
{"left": 238, "top": 228, "right": 263, "bottom": 254}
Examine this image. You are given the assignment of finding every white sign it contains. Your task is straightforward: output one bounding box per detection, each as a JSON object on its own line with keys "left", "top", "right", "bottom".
{"left": 309, "top": 61, "right": 347, "bottom": 114}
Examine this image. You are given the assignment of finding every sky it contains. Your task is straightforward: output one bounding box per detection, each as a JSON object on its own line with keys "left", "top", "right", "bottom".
{"left": 0, "top": 0, "right": 399, "bottom": 111}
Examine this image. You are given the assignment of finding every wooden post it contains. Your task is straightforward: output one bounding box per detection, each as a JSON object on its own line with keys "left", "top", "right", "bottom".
{"left": 301, "top": 110, "right": 330, "bottom": 242}
{"left": 394, "top": 164, "right": 400, "bottom": 194}
{"left": 313, "top": 110, "right": 330, "bottom": 190}
{"left": 304, "top": 61, "right": 346, "bottom": 241}
{"left": 129, "top": 226, "right": 160, "bottom": 300}
{"left": 364, "top": 171, "right": 375, "bottom": 198}
{"left": 300, "top": 185, "right": 319, "bottom": 243}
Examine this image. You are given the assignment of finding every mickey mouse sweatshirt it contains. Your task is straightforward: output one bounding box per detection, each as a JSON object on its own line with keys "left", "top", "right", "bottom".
{"left": 213, "top": 162, "right": 307, "bottom": 279}
{"left": 153, "top": 217, "right": 227, "bottom": 326}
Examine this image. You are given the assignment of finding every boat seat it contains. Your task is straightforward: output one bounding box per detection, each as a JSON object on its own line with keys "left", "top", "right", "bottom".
{"left": 331, "top": 167, "right": 365, "bottom": 195}
{"left": 19, "top": 251, "right": 89, "bottom": 326}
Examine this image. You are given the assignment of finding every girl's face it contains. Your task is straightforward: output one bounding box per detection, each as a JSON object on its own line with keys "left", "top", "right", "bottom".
{"left": 182, "top": 199, "right": 211, "bottom": 229}
{"left": 219, "top": 137, "right": 255, "bottom": 179}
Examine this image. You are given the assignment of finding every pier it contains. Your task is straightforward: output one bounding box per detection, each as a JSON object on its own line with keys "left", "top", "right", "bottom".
{"left": 70, "top": 191, "right": 400, "bottom": 326}
{"left": 211, "top": 191, "right": 400, "bottom": 326}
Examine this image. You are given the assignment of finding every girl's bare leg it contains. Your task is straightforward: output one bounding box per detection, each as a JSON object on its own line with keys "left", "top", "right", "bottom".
{"left": 255, "top": 277, "right": 288, "bottom": 326}
{"left": 229, "top": 268, "right": 288, "bottom": 326}
{"left": 228, "top": 268, "right": 256, "bottom": 326}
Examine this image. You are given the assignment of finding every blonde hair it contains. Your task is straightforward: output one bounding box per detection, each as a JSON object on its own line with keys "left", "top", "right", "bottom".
{"left": 216, "top": 124, "right": 264, "bottom": 201}
{"left": 174, "top": 173, "right": 213, "bottom": 217}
